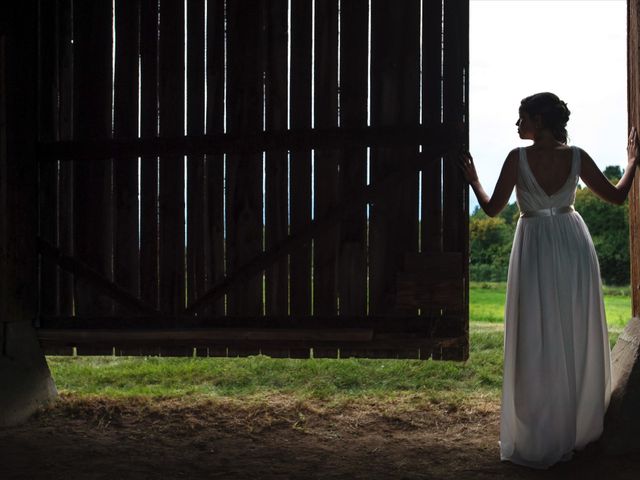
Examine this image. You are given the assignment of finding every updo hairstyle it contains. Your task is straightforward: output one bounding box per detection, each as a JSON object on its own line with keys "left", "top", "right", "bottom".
{"left": 519, "top": 92, "right": 571, "bottom": 144}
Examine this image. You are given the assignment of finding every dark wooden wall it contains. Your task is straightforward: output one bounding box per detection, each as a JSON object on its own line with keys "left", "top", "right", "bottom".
{"left": 33, "top": 0, "right": 469, "bottom": 359}
{"left": 630, "top": 0, "right": 640, "bottom": 319}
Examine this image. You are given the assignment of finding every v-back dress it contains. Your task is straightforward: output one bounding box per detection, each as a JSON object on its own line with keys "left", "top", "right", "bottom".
{"left": 499, "top": 146, "right": 612, "bottom": 469}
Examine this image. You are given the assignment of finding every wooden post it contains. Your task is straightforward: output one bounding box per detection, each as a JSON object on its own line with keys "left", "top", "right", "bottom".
{"left": 0, "top": 0, "right": 57, "bottom": 426}
{"left": 602, "top": 0, "right": 640, "bottom": 454}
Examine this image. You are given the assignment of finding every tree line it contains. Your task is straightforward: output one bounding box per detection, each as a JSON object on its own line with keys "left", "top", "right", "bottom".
{"left": 470, "top": 166, "right": 630, "bottom": 286}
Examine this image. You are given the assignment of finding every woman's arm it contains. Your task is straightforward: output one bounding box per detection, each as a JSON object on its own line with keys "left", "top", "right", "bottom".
{"left": 459, "top": 149, "right": 518, "bottom": 217}
{"left": 580, "top": 127, "right": 639, "bottom": 206}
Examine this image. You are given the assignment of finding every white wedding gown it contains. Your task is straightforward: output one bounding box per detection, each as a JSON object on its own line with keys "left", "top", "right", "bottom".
{"left": 499, "top": 146, "right": 612, "bottom": 469}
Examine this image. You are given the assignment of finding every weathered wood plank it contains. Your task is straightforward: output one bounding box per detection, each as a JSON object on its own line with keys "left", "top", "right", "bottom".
{"left": 421, "top": 0, "right": 443, "bottom": 253}
{"left": 38, "top": 314, "right": 449, "bottom": 331}
{"left": 204, "top": 0, "right": 225, "bottom": 316}
{"left": 441, "top": 0, "right": 469, "bottom": 361}
{"left": 57, "top": 0, "right": 74, "bottom": 316}
{"left": 369, "top": 0, "right": 421, "bottom": 315}
{"left": 264, "top": 0, "right": 289, "bottom": 316}
{"left": 289, "top": 0, "right": 313, "bottom": 317}
{"left": 629, "top": 0, "right": 640, "bottom": 319}
{"left": 37, "top": 0, "right": 59, "bottom": 316}
{"left": 313, "top": 0, "right": 339, "bottom": 317}
{"left": 1, "top": 1, "right": 39, "bottom": 324}
{"left": 186, "top": 0, "right": 206, "bottom": 309}
{"left": 225, "top": 1, "right": 263, "bottom": 316}
{"left": 158, "top": 0, "right": 186, "bottom": 314}
{"left": 442, "top": 0, "right": 466, "bottom": 254}
{"left": 113, "top": 0, "right": 141, "bottom": 311}
{"left": 139, "top": 0, "right": 160, "bottom": 311}
{"left": 72, "top": 0, "right": 114, "bottom": 316}
{"left": 338, "top": 0, "right": 368, "bottom": 316}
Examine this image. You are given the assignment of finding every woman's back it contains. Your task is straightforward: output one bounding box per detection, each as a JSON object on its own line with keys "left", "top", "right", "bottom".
{"left": 516, "top": 146, "right": 580, "bottom": 211}
{"left": 524, "top": 146, "right": 574, "bottom": 196}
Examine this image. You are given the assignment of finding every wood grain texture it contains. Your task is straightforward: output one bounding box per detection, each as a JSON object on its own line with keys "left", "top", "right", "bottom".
{"left": 158, "top": 0, "right": 186, "bottom": 314}
{"left": 72, "top": 0, "right": 114, "bottom": 316}
{"left": 313, "top": 0, "right": 339, "bottom": 317}
{"left": 139, "top": 0, "right": 160, "bottom": 311}
{"left": 338, "top": 0, "right": 368, "bottom": 316}
{"left": 421, "top": 0, "right": 443, "bottom": 253}
{"left": 37, "top": 0, "right": 59, "bottom": 316}
{"left": 289, "top": 0, "right": 313, "bottom": 317}
{"left": 264, "top": 0, "right": 289, "bottom": 317}
{"left": 225, "top": 0, "right": 263, "bottom": 316}
{"left": 186, "top": 0, "right": 206, "bottom": 309}
{"left": 114, "top": 0, "right": 141, "bottom": 310}
{"left": 204, "top": 0, "right": 225, "bottom": 316}
{"left": 369, "top": 0, "right": 421, "bottom": 316}
{"left": 57, "top": 0, "right": 75, "bottom": 316}
{"left": 630, "top": 0, "right": 640, "bottom": 319}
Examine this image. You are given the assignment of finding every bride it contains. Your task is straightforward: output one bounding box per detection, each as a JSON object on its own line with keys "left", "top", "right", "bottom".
{"left": 458, "top": 92, "right": 639, "bottom": 468}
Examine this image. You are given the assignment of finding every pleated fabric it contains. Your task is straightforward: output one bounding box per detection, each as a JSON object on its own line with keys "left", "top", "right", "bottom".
{"left": 499, "top": 146, "right": 612, "bottom": 469}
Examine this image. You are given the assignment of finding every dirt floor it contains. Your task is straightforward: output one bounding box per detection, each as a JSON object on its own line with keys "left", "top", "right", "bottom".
{"left": 1, "top": 394, "right": 639, "bottom": 480}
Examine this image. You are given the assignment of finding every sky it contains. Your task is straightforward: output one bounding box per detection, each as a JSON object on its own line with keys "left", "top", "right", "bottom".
{"left": 469, "top": 0, "right": 627, "bottom": 213}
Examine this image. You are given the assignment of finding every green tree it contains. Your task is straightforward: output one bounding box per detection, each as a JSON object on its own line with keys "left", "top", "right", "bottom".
{"left": 469, "top": 215, "right": 513, "bottom": 281}
{"left": 575, "top": 173, "right": 629, "bottom": 286}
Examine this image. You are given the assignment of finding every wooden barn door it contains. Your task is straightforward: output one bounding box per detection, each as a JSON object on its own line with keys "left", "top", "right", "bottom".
{"left": 630, "top": 0, "right": 640, "bottom": 318}
{"left": 35, "top": 0, "right": 469, "bottom": 360}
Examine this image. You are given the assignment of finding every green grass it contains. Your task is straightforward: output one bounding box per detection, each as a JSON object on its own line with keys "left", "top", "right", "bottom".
{"left": 46, "top": 282, "right": 630, "bottom": 404}
{"left": 47, "top": 326, "right": 503, "bottom": 402}
{"left": 470, "top": 281, "right": 631, "bottom": 329}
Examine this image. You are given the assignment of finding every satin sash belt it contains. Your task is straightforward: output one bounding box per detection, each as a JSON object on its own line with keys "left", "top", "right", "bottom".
{"left": 519, "top": 205, "right": 575, "bottom": 218}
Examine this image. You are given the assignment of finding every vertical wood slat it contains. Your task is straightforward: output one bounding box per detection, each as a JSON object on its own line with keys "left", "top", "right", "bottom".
{"left": 204, "top": 0, "right": 225, "bottom": 318}
{"left": 1, "top": 1, "right": 39, "bottom": 324}
{"left": 439, "top": 0, "right": 468, "bottom": 360}
{"left": 72, "top": 0, "right": 113, "bottom": 315}
{"left": 368, "top": 0, "right": 421, "bottom": 316}
{"left": 140, "top": 0, "right": 159, "bottom": 311}
{"left": 264, "top": 0, "right": 289, "bottom": 318}
{"left": 420, "top": 0, "right": 444, "bottom": 359}
{"left": 186, "top": 0, "right": 206, "bottom": 308}
{"left": 57, "top": 0, "right": 74, "bottom": 316}
{"left": 422, "top": 0, "right": 443, "bottom": 254}
{"left": 158, "top": 0, "right": 185, "bottom": 314}
{"left": 629, "top": 0, "right": 640, "bottom": 318}
{"left": 38, "top": 0, "right": 59, "bottom": 316}
{"left": 313, "top": 0, "right": 339, "bottom": 317}
{"left": 289, "top": 0, "right": 312, "bottom": 317}
{"left": 225, "top": 0, "right": 263, "bottom": 319}
{"left": 114, "top": 0, "right": 140, "bottom": 310}
{"left": 261, "top": 0, "right": 290, "bottom": 358}
{"left": 338, "top": 0, "right": 368, "bottom": 317}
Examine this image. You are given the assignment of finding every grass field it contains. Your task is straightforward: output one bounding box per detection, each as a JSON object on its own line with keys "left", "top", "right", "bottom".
{"left": 469, "top": 281, "right": 631, "bottom": 329}
{"left": 46, "top": 282, "right": 630, "bottom": 404}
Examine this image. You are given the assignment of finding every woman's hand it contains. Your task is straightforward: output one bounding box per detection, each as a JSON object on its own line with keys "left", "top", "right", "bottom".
{"left": 458, "top": 151, "right": 479, "bottom": 184}
{"left": 627, "top": 126, "right": 639, "bottom": 169}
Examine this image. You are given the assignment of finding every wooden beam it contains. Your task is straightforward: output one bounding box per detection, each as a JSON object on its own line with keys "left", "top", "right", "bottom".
{"left": 37, "top": 238, "right": 161, "bottom": 316}
{"left": 37, "top": 327, "right": 374, "bottom": 343}
{"left": 37, "top": 125, "right": 457, "bottom": 161}
{"left": 38, "top": 314, "right": 463, "bottom": 332}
